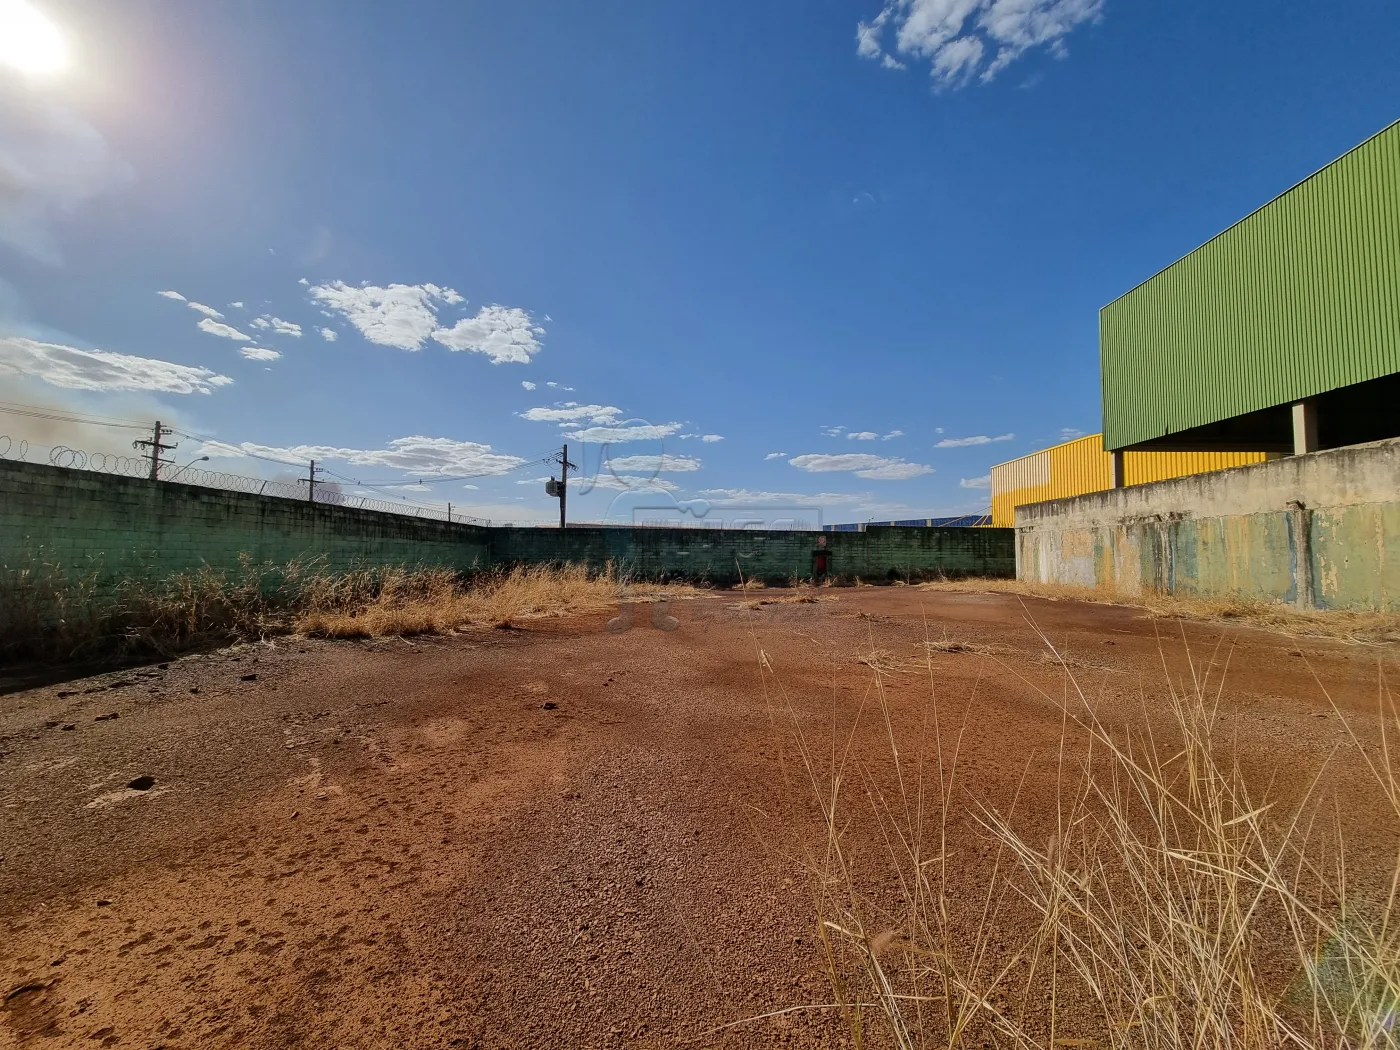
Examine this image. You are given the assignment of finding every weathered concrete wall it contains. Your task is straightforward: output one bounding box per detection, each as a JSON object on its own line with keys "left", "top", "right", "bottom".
{"left": 490, "top": 523, "right": 1014, "bottom": 585}
{"left": 1015, "top": 438, "right": 1400, "bottom": 610}
{"left": 0, "top": 460, "right": 493, "bottom": 581}
{"left": 0, "top": 460, "right": 1016, "bottom": 587}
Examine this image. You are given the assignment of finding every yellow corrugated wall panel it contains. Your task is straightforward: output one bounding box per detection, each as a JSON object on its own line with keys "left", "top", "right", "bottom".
{"left": 990, "top": 435, "right": 1267, "bottom": 527}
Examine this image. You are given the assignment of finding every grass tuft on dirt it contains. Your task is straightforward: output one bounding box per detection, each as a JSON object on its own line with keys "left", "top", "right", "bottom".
{"left": 0, "top": 555, "right": 646, "bottom": 664}
{"left": 920, "top": 577, "right": 1400, "bottom": 645}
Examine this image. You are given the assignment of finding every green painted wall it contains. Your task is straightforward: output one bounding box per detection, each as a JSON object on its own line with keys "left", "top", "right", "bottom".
{"left": 1101, "top": 120, "right": 1400, "bottom": 451}
{"left": 0, "top": 460, "right": 493, "bottom": 583}
{"left": 0, "top": 460, "right": 1015, "bottom": 588}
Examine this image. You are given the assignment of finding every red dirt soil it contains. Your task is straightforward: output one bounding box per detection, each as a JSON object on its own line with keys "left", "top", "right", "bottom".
{"left": 2, "top": 588, "right": 1396, "bottom": 1048}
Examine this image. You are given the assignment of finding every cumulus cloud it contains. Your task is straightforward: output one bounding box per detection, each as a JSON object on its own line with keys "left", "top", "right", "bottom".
{"left": 856, "top": 0, "right": 1105, "bottom": 88}
{"left": 822, "top": 425, "right": 847, "bottom": 437}
{"left": 789, "top": 452, "right": 934, "bottom": 480}
{"left": 0, "top": 100, "right": 134, "bottom": 263}
{"left": 199, "top": 435, "right": 524, "bottom": 477}
{"left": 883, "top": 430, "right": 904, "bottom": 440}
{"left": 318, "top": 327, "right": 337, "bottom": 342}
{"left": 960, "top": 475, "right": 992, "bottom": 489}
{"left": 240, "top": 347, "right": 282, "bottom": 362}
{"left": 546, "top": 381, "right": 574, "bottom": 391}
{"left": 847, "top": 431, "right": 878, "bottom": 441}
{"left": 306, "top": 281, "right": 462, "bottom": 350}
{"left": 521, "top": 380, "right": 536, "bottom": 390}
{"left": 432, "top": 305, "right": 544, "bottom": 364}
{"left": 1059, "top": 427, "right": 1085, "bottom": 440}
{"left": 565, "top": 422, "right": 684, "bottom": 444}
{"left": 254, "top": 315, "right": 302, "bottom": 337}
{"left": 0, "top": 336, "right": 233, "bottom": 394}
{"left": 187, "top": 301, "right": 224, "bottom": 320}
{"left": 700, "top": 434, "right": 724, "bottom": 443}
{"left": 935, "top": 432, "right": 1015, "bottom": 447}
{"left": 157, "top": 290, "right": 186, "bottom": 301}
{"left": 520, "top": 403, "right": 622, "bottom": 425}
{"left": 699, "top": 488, "right": 869, "bottom": 506}
{"left": 229, "top": 301, "right": 245, "bottom": 309}
{"left": 197, "top": 318, "right": 252, "bottom": 341}
{"left": 584, "top": 473, "right": 680, "bottom": 492}
{"left": 765, "top": 452, "right": 787, "bottom": 460}
{"left": 606, "top": 454, "right": 702, "bottom": 473}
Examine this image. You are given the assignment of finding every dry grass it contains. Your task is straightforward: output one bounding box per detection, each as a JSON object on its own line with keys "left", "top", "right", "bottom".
{"left": 0, "top": 556, "right": 645, "bottom": 663}
{"left": 777, "top": 626, "right": 1400, "bottom": 1050}
{"left": 921, "top": 578, "right": 1400, "bottom": 646}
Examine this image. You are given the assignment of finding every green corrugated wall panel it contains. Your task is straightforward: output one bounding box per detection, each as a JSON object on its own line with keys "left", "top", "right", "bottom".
{"left": 1101, "top": 120, "right": 1400, "bottom": 450}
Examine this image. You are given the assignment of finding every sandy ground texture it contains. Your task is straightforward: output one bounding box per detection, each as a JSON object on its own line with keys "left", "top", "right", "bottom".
{"left": 2, "top": 587, "right": 1398, "bottom": 1049}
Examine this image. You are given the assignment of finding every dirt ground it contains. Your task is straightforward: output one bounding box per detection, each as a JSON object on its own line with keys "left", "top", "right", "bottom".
{"left": 2, "top": 587, "right": 1397, "bottom": 1049}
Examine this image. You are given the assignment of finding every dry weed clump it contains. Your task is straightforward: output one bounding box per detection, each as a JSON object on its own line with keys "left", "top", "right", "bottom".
{"left": 921, "top": 578, "right": 1400, "bottom": 646}
{"left": 0, "top": 555, "right": 631, "bottom": 663}
{"left": 783, "top": 629, "right": 1400, "bottom": 1050}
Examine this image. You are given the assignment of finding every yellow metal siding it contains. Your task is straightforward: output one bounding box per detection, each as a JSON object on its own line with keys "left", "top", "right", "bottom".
{"left": 990, "top": 435, "right": 1267, "bottom": 527}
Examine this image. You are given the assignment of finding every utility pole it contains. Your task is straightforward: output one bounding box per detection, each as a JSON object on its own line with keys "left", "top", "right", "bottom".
{"left": 545, "top": 444, "right": 577, "bottom": 528}
{"left": 307, "top": 459, "right": 318, "bottom": 503}
{"left": 132, "top": 420, "right": 177, "bottom": 481}
{"left": 560, "top": 442, "right": 569, "bottom": 529}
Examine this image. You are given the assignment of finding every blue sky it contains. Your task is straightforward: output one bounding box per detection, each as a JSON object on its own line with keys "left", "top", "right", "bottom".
{"left": 2, "top": 0, "right": 1398, "bottom": 525}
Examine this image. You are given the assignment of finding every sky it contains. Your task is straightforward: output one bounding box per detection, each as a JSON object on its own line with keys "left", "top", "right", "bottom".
{"left": 1, "top": 0, "right": 1398, "bottom": 526}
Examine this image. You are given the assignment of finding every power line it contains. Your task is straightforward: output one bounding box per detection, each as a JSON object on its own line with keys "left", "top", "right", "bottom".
{"left": 0, "top": 401, "right": 153, "bottom": 430}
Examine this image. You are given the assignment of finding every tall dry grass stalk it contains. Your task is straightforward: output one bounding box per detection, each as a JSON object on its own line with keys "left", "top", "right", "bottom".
{"left": 783, "top": 627, "right": 1400, "bottom": 1050}
{"left": 0, "top": 555, "right": 634, "bottom": 663}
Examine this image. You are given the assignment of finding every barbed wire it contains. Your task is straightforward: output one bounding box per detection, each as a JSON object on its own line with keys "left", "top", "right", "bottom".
{"left": 0, "top": 436, "right": 498, "bottom": 527}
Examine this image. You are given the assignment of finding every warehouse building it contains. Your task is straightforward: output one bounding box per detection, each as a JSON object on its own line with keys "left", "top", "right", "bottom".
{"left": 1100, "top": 119, "right": 1400, "bottom": 466}
{"left": 1007, "top": 120, "right": 1400, "bottom": 610}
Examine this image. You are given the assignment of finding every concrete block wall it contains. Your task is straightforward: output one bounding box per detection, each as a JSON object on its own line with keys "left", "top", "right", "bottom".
{"left": 1015, "top": 437, "right": 1400, "bottom": 610}
{"left": 0, "top": 460, "right": 493, "bottom": 582}
{"left": 0, "top": 459, "right": 1016, "bottom": 589}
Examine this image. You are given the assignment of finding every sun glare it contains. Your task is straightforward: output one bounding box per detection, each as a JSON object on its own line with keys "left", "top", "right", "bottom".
{"left": 0, "top": 0, "right": 69, "bottom": 77}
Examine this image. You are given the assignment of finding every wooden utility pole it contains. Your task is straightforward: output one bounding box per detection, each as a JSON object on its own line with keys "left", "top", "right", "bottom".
{"left": 133, "top": 421, "right": 177, "bottom": 480}
{"left": 559, "top": 443, "right": 568, "bottom": 529}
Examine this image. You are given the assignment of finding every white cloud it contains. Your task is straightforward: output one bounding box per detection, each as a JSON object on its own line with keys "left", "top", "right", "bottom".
{"left": 258, "top": 315, "right": 302, "bottom": 337}
{"left": 229, "top": 301, "right": 245, "bottom": 309}
{"left": 157, "top": 290, "right": 186, "bottom": 301}
{"left": 935, "top": 432, "right": 1015, "bottom": 447}
{"left": 883, "top": 430, "right": 904, "bottom": 440}
{"left": 0, "top": 336, "right": 233, "bottom": 394}
{"left": 822, "top": 425, "right": 847, "bottom": 437}
{"left": 848, "top": 431, "right": 879, "bottom": 441}
{"left": 789, "top": 452, "right": 934, "bottom": 481}
{"left": 306, "top": 280, "right": 462, "bottom": 350}
{"left": 701, "top": 434, "right": 724, "bottom": 443}
{"left": 565, "top": 422, "right": 684, "bottom": 444}
{"left": 297, "top": 277, "right": 309, "bottom": 286}
{"left": 521, "top": 381, "right": 536, "bottom": 391}
{"left": 605, "top": 454, "right": 702, "bottom": 473}
{"left": 520, "top": 403, "right": 622, "bottom": 425}
{"left": 432, "top": 305, "right": 544, "bottom": 364}
{"left": 1059, "top": 427, "right": 1085, "bottom": 440}
{"left": 765, "top": 452, "right": 787, "bottom": 460}
{"left": 197, "top": 318, "right": 252, "bottom": 341}
{"left": 699, "top": 488, "right": 870, "bottom": 506}
{"left": 856, "top": 0, "right": 1104, "bottom": 88}
{"left": 319, "top": 327, "right": 337, "bottom": 341}
{"left": 199, "top": 435, "right": 523, "bottom": 477}
{"left": 546, "top": 381, "right": 574, "bottom": 391}
{"left": 585, "top": 473, "right": 680, "bottom": 492}
{"left": 240, "top": 347, "right": 282, "bottom": 362}
{"left": 960, "top": 475, "right": 991, "bottom": 489}
{"left": 187, "top": 301, "right": 224, "bottom": 320}
{"left": 0, "top": 101, "right": 133, "bottom": 263}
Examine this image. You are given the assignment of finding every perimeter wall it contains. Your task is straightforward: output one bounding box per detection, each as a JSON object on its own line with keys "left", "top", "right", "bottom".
{"left": 0, "top": 460, "right": 1015, "bottom": 587}
{"left": 1015, "top": 438, "right": 1400, "bottom": 610}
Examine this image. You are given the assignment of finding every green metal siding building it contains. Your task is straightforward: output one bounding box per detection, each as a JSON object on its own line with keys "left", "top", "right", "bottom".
{"left": 1100, "top": 120, "right": 1400, "bottom": 455}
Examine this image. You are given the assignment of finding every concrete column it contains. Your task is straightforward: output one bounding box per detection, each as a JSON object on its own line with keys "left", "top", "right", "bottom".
{"left": 1292, "top": 399, "right": 1319, "bottom": 455}
{"left": 1286, "top": 499, "right": 1315, "bottom": 608}
{"left": 1109, "top": 449, "right": 1126, "bottom": 489}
